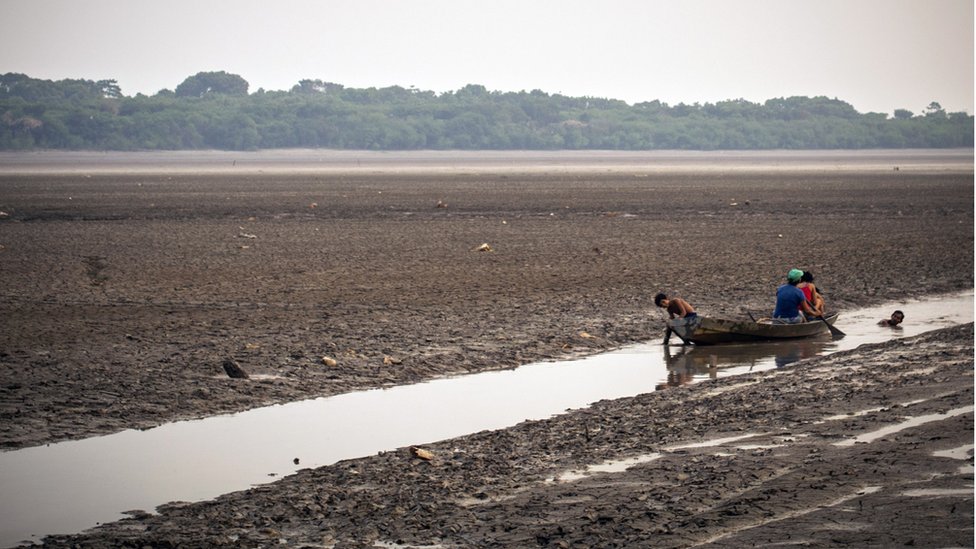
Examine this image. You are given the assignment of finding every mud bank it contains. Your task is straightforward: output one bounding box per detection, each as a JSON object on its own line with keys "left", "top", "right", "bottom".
{"left": 25, "top": 323, "right": 974, "bottom": 548}
{"left": 0, "top": 151, "right": 972, "bottom": 546}
{"left": 1, "top": 153, "right": 972, "bottom": 451}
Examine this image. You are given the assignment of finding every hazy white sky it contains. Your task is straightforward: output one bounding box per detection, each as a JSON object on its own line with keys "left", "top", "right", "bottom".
{"left": 1, "top": 0, "right": 972, "bottom": 115}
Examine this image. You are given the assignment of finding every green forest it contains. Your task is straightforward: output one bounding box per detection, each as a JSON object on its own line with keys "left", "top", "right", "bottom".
{"left": 1, "top": 71, "right": 972, "bottom": 151}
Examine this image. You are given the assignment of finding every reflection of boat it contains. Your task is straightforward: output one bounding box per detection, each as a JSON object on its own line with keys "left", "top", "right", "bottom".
{"left": 658, "top": 337, "right": 831, "bottom": 390}
{"left": 665, "top": 338, "right": 830, "bottom": 369}
{"left": 667, "top": 313, "right": 840, "bottom": 345}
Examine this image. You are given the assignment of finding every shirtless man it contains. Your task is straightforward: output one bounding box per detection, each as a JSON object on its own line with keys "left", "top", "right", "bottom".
{"left": 878, "top": 310, "right": 905, "bottom": 327}
{"left": 655, "top": 293, "right": 697, "bottom": 319}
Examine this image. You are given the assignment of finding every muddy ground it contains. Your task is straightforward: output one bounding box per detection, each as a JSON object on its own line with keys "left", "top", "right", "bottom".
{"left": 0, "top": 151, "right": 973, "bottom": 547}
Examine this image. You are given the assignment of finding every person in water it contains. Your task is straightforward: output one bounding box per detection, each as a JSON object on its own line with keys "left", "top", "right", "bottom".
{"left": 655, "top": 293, "right": 697, "bottom": 319}
{"left": 773, "top": 269, "right": 817, "bottom": 323}
{"left": 878, "top": 310, "right": 905, "bottom": 327}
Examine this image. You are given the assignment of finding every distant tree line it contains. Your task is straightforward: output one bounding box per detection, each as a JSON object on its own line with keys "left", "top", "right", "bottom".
{"left": 1, "top": 71, "right": 971, "bottom": 151}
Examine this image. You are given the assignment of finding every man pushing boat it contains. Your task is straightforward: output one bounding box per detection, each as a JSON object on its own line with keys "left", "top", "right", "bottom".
{"left": 656, "top": 293, "right": 697, "bottom": 344}
{"left": 654, "top": 293, "right": 697, "bottom": 320}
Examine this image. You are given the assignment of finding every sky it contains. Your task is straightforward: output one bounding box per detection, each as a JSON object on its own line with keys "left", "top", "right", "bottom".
{"left": 1, "top": 0, "right": 973, "bottom": 116}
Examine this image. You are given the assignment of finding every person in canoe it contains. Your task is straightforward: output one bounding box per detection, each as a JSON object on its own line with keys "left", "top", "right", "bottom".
{"left": 655, "top": 293, "right": 697, "bottom": 319}
{"left": 797, "top": 270, "right": 825, "bottom": 317}
{"left": 773, "top": 269, "right": 818, "bottom": 323}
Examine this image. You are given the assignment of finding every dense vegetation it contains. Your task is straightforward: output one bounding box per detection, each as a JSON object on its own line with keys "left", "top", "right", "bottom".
{"left": 1, "top": 71, "right": 971, "bottom": 151}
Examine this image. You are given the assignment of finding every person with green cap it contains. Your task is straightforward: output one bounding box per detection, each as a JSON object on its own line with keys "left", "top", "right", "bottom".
{"left": 773, "top": 268, "right": 816, "bottom": 323}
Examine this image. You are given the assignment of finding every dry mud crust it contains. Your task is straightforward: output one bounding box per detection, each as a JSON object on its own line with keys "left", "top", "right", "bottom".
{"left": 33, "top": 323, "right": 974, "bottom": 548}
{"left": 0, "top": 163, "right": 973, "bottom": 450}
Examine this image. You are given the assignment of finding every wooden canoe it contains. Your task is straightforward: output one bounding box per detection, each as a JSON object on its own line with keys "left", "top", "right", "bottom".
{"left": 667, "top": 312, "right": 840, "bottom": 345}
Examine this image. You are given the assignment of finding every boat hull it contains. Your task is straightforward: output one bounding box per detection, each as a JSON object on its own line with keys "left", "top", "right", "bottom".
{"left": 668, "top": 313, "right": 839, "bottom": 345}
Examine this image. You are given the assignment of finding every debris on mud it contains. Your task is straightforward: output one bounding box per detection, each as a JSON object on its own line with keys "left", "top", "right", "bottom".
{"left": 222, "top": 359, "right": 249, "bottom": 379}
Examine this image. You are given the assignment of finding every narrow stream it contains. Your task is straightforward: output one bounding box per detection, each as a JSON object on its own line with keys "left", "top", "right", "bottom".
{"left": 1, "top": 292, "right": 971, "bottom": 547}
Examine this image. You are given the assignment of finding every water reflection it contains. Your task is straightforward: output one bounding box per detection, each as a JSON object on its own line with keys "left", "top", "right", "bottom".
{"left": 659, "top": 336, "right": 835, "bottom": 390}
{"left": 659, "top": 345, "right": 716, "bottom": 389}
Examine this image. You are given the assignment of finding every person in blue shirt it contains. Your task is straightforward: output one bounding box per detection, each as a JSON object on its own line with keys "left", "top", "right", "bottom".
{"left": 773, "top": 268, "right": 817, "bottom": 323}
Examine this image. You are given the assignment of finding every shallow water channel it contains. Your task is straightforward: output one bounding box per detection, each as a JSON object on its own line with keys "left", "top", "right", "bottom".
{"left": 1, "top": 291, "right": 972, "bottom": 547}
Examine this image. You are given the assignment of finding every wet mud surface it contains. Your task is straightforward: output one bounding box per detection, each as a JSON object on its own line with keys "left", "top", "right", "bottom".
{"left": 0, "top": 152, "right": 973, "bottom": 546}
{"left": 34, "top": 324, "right": 975, "bottom": 548}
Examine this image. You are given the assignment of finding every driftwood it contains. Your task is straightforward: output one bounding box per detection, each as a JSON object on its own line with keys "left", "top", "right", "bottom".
{"left": 409, "top": 446, "right": 435, "bottom": 460}
{"left": 222, "top": 359, "right": 249, "bottom": 379}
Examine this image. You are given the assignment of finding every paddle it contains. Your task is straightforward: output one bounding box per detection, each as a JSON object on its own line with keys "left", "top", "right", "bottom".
{"left": 816, "top": 315, "right": 845, "bottom": 338}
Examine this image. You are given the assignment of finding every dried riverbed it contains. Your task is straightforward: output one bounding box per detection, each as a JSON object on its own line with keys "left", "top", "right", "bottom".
{"left": 0, "top": 150, "right": 972, "bottom": 547}
{"left": 28, "top": 325, "right": 976, "bottom": 548}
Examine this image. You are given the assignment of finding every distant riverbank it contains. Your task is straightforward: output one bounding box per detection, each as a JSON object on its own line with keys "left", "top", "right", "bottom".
{"left": 0, "top": 148, "right": 972, "bottom": 174}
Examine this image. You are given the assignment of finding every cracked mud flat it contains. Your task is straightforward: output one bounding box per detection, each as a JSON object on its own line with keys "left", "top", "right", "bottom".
{"left": 0, "top": 150, "right": 972, "bottom": 547}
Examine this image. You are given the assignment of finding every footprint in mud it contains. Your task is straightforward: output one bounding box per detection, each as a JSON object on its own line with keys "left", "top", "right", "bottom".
{"left": 83, "top": 255, "right": 110, "bottom": 285}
